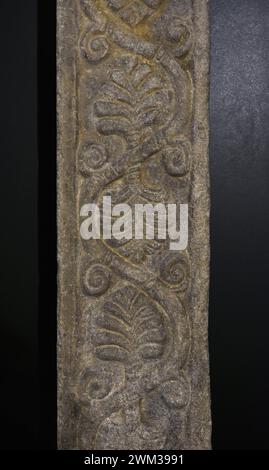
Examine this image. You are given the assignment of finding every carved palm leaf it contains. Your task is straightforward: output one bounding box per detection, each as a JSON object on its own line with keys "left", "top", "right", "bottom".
{"left": 105, "top": 0, "right": 164, "bottom": 27}
{"left": 92, "top": 286, "right": 167, "bottom": 364}
{"left": 94, "top": 59, "right": 173, "bottom": 146}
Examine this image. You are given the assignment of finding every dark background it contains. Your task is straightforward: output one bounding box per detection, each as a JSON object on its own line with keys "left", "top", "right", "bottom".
{"left": 0, "top": 0, "right": 268, "bottom": 450}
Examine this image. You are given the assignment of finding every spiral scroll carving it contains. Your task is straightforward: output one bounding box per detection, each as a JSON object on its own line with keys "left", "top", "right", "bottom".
{"left": 74, "top": 0, "right": 197, "bottom": 450}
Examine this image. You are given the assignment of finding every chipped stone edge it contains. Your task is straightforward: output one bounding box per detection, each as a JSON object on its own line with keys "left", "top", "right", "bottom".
{"left": 57, "top": 0, "right": 79, "bottom": 450}
{"left": 187, "top": 0, "right": 211, "bottom": 450}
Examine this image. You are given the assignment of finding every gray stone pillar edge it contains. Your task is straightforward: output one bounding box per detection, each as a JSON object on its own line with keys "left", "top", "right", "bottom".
{"left": 57, "top": 0, "right": 211, "bottom": 450}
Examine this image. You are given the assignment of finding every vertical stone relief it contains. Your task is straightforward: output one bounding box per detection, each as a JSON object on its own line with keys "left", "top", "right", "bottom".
{"left": 58, "top": 0, "right": 211, "bottom": 449}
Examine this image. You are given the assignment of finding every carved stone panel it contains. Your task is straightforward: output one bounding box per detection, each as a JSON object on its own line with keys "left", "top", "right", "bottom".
{"left": 58, "top": 0, "right": 211, "bottom": 450}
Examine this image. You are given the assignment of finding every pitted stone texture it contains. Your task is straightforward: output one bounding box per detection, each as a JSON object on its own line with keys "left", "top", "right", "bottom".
{"left": 58, "top": 0, "right": 211, "bottom": 450}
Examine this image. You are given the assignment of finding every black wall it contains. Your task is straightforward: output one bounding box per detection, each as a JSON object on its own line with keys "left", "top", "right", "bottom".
{"left": 0, "top": 0, "right": 38, "bottom": 450}
{"left": 0, "top": 0, "right": 268, "bottom": 450}
{"left": 209, "top": 0, "right": 269, "bottom": 449}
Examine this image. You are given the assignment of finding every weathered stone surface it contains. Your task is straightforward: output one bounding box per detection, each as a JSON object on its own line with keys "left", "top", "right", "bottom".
{"left": 58, "top": 0, "right": 211, "bottom": 450}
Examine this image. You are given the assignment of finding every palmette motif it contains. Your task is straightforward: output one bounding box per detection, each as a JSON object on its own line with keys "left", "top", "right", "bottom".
{"left": 58, "top": 0, "right": 211, "bottom": 450}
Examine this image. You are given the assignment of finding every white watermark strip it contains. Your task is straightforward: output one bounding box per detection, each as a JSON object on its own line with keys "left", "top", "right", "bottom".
{"left": 80, "top": 197, "right": 188, "bottom": 251}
